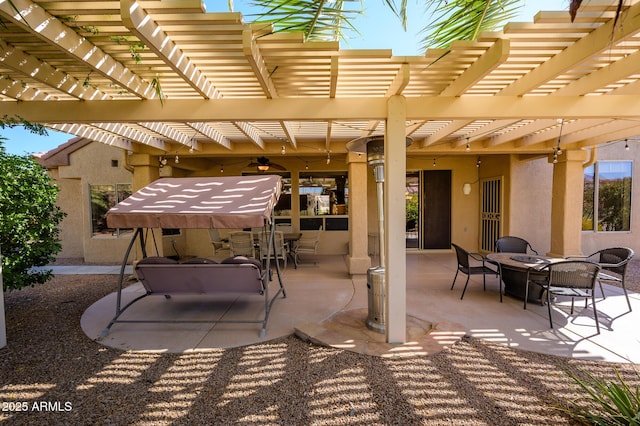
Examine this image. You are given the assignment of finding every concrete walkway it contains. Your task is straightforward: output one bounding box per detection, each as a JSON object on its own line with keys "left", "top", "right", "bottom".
{"left": 65, "top": 254, "right": 640, "bottom": 362}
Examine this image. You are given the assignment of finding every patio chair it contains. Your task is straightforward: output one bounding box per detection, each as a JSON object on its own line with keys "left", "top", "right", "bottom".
{"left": 209, "top": 229, "right": 230, "bottom": 256}
{"left": 293, "top": 226, "right": 322, "bottom": 265}
{"left": 567, "top": 247, "right": 634, "bottom": 311}
{"left": 229, "top": 231, "right": 255, "bottom": 258}
{"left": 275, "top": 223, "right": 294, "bottom": 233}
{"left": 259, "top": 231, "right": 288, "bottom": 270}
{"left": 451, "top": 243, "right": 501, "bottom": 301}
{"left": 495, "top": 236, "right": 539, "bottom": 255}
{"left": 524, "top": 260, "right": 601, "bottom": 333}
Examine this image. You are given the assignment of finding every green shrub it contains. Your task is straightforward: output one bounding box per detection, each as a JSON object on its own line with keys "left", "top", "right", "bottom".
{"left": 562, "top": 367, "right": 640, "bottom": 425}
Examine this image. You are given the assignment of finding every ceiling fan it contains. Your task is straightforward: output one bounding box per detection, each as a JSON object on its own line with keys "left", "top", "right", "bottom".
{"left": 248, "top": 156, "right": 286, "bottom": 172}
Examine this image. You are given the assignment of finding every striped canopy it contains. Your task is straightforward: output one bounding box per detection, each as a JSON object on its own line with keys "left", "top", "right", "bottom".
{"left": 106, "top": 175, "right": 282, "bottom": 229}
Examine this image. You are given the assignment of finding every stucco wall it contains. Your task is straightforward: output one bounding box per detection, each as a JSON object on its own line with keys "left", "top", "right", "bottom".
{"left": 508, "top": 155, "right": 553, "bottom": 254}
{"left": 53, "top": 142, "right": 134, "bottom": 264}
{"left": 51, "top": 169, "right": 84, "bottom": 259}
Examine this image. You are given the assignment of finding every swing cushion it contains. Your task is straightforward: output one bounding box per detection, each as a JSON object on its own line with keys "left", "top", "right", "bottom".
{"left": 221, "top": 256, "right": 262, "bottom": 270}
{"left": 137, "top": 256, "right": 179, "bottom": 265}
{"left": 182, "top": 257, "right": 218, "bottom": 264}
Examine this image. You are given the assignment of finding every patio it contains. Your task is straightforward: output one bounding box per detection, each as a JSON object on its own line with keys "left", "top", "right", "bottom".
{"left": 81, "top": 252, "right": 640, "bottom": 363}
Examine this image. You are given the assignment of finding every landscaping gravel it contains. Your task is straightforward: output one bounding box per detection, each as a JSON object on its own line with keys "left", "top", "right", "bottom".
{"left": 0, "top": 261, "right": 638, "bottom": 425}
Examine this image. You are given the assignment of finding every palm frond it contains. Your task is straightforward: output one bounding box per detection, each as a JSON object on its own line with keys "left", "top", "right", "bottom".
{"left": 248, "top": 0, "right": 364, "bottom": 41}
{"left": 420, "top": 0, "right": 522, "bottom": 50}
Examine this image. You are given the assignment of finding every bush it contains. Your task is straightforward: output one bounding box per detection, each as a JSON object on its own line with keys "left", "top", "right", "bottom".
{"left": 562, "top": 367, "right": 640, "bottom": 425}
{"left": 1, "top": 118, "right": 66, "bottom": 290}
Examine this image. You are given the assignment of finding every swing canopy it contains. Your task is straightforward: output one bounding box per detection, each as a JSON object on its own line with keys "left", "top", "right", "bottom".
{"left": 106, "top": 175, "right": 282, "bottom": 230}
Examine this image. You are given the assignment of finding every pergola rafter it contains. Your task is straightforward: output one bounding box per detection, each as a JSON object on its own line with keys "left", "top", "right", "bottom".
{"left": 1, "top": 1, "right": 640, "bottom": 158}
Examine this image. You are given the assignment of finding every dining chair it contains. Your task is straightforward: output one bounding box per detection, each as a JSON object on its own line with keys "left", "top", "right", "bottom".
{"left": 524, "top": 260, "right": 601, "bottom": 334}
{"left": 451, "top": 243, "right": 501, "bottom": 301}
{"left": 567, "top": 247, "right": 634, "bottom": 311}
{"left": 229, "top": 231, "right": 255, "bottom": 258}
{"left": 209, "top": 229, "right": 230, "bottom": 256}
{"left": 275, "top": 223, "right": 294, "bottom": 233}
{"left": 293, "top": 226, "right": 322, "bottom": 265}
{"left": 495, "top": 236, "right": 539, "bottom": 255}
{"left": 259, "top": 231, "right": 288, "bottom": 269}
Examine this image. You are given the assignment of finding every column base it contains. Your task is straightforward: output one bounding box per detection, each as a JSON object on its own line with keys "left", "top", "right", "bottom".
{"left": 347, "top": 256, "right": 372, "bottom": 275}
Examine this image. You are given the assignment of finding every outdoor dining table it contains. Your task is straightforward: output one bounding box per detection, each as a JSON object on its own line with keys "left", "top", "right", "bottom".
{"left": 486, "top": 252, "right": 566, "bottom": 304}
{"left": 283, "top": 232, "right": 302, "bottom": 268}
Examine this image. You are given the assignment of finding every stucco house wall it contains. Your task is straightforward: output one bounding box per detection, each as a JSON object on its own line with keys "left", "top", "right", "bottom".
{"left": 39, "top": 138, "right": 134, "bottom": 264}
{"left": 508, "top": 155, "right": 554, "bottom": 255}
{"left": 42, "top": 138, "right": 638, "bottom": 265}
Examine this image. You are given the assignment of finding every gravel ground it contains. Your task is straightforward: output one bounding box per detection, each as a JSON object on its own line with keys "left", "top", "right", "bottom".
{"left": 0, "top": 261, "right": 638, "bottom": 425}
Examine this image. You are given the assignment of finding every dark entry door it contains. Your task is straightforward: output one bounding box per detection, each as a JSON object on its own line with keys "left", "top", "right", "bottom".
{"left": 422, "top": 170, "right": 451, "bottom": 249}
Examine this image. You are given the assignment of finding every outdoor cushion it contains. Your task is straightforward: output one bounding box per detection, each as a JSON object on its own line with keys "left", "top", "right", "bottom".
{"left": 137, "top": 256, "right": 179, "bottom": 265}
{"left": 221, "top": 256, "right": 262, "bottom": 270}
{"left": 182, "top": 257, "right": 218, "bottom": 264}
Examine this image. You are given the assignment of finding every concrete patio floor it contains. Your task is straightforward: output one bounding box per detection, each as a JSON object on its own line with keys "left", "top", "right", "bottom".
{"left": 77, "top": 252, "right": 640, "bottom": 363}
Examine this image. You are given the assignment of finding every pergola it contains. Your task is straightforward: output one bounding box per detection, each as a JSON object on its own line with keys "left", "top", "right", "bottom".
{"left": 2, "top": 0, "right": 640, "bottom": 343}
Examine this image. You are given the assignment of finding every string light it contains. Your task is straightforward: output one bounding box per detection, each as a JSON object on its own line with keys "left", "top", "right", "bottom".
{"left": 326, "top": 151, "right": 331, "bottom": 165}
{"left": 625, "top": 139, "right": 629, "bottom": 151}
{"left": 476, "top": 156, "right": 481, "bottom": 168}
{"left": 555, "top": 118, "right": 564, "bottom": 156}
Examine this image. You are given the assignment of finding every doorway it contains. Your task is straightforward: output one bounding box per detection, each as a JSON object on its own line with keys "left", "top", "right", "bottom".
{"left": 480, "top": 177, "right": 502, "bottom": 252}
{"left": 422, "top": 170, "right": 452, "bottom": 249}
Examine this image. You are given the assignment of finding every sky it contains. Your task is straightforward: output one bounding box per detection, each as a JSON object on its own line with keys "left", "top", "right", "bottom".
{"left": 1, "top": 0, "right": 562, "bottom": 156}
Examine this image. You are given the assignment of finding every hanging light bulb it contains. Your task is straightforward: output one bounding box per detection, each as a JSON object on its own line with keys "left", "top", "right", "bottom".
{"left": 476, "top": 157, "right": 481, "bottom": 168}
{"left": 220, "top": 164, "right": 224, "bottom": 173}
{"left": 465, "top": 138, "right": 470, "bottom": 152}
{"left": 174, "top": 155, "right": 179, "bottom": 164}
{"left": 326, "top": 151, "right": 331, "bottom": 165}
{"left": 625, "top": 139, "right": 629, "bottom": 150}
{"left": 305, "top": 162, "right": 309, "bottom": 170}
{"left": 281, "top": 145, "right": 286, "bottom": 155}
{"left": 556, "top": 118, "right": 564, "bottom": 155}
{"left": 433, "top": 158, "right": 436, "bottom": 167}
{"left": 553, "top": 151, "right": 558, "bottom": 164}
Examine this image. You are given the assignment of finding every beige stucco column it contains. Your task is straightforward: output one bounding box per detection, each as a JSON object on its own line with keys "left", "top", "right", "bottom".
{"left": 0, "top": 247, "right": 6, "bottom": 348}
{"left": 128, "top": 154, "right": 163, "bottom": 256}
{"left": 548, "top": 149, "right": 589, "bottom": 257}
{"left": 347, "top": 152, "right": 371, "bottom": 274}
{"left": 385, "top": 95, "right": 407, "bottom": 344}
{"left": 128, "top": 153, "right": 160, "bottom": 191}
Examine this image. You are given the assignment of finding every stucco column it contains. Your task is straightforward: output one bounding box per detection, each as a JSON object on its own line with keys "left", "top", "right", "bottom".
{"left": 0, "top": 247, "right": 6, "bottom": 348}
{"left": 385, "top": 95, "right": 407, "bottom": 344}
{"left": 128, "top": 154, "right": 163, "bottom": 256}
{"left": 549, "top": 149, "right": 589, "bottom": 257}
{"left": 347, "top": 152, "right": 371, "bottom": 274}
{"left": 128, "top": 153, "right": 160, "bottom": 191}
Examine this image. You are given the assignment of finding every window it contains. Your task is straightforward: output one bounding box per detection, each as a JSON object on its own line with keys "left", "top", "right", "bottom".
{"left": 299, "top": 172, "right": 348, "bottom": 231}
{"left": 243, "top": 172, "right": 292, "bottom": 216}
{"left": 583, "top": 161, "right": 632, "bottom": 232}
{"left": 90, "top": 184, "right": 132, "bottom": 237}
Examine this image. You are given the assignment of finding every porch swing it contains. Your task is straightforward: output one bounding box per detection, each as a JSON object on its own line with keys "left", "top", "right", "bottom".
{"left": 100, "top": 175, "right": 286, "bottom": 338}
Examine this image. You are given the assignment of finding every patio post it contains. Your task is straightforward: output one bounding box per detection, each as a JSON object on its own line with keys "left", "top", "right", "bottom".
{"left": 0, "top": 247, "right": 6, "bottom": 348}
{"left": 385, "top": 95, "right": 407, "bottom": 344}
{"left": 129, "top": 155, "right": 164, "bottom": 257}
{"left": 346, "top": 152, "right": 371, "bottom": 274}
{"left": 548, "top": 149, "right": 589, "bottom": 257}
